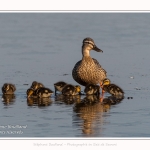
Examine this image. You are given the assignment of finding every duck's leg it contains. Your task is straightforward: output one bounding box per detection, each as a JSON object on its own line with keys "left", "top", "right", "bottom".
{"left": 55, "top": 88, "right": 57, "bottom": 96}
{"left": 100, "top": 90, "right": 105, "bottom": 102}
{"left": 100, "top": 82, "right": 105, "bottom": 102}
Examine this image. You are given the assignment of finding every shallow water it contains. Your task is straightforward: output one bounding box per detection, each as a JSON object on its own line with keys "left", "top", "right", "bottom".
{"left": 0, "top": 13, "right": 150, "bottom": 137}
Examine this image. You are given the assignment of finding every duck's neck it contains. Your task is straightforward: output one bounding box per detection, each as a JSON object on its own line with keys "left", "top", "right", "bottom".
{"left": 82, "top": 45, "right": 91, "bottom": 58}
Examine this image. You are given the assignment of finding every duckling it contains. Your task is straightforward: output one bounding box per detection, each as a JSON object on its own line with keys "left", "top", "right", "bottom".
{"left": 35, "top": 87, "right": 53, "bottom": 98}
{"left": 30, "top": 81, "right": 44, "bottom": 90}
{"left": 62, "top": 84, "right": 81, "bottom": 96}
{"left": 2, "top": 83, "right": 16, "bottom": 94}
{"left": 54, "top": 81, "right": 67, "bottom": 95}
{"left": 26, "top": 88, "right": 37, "bottom": 98}
{"left": 84, "top": 84, "right": 100, "bottom": 95}
{"left": 102, "top": 78, "right": 124, "bottom": 97}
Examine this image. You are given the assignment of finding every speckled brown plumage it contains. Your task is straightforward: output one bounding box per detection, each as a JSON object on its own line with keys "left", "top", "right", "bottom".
{"left": 72, "top": 37, "right": 107, "bottom": 86}
{"left": 2, "top": 83, "right": 16, "bottom": 94}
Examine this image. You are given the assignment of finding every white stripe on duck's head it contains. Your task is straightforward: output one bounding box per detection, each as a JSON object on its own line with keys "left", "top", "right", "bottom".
{"left": 82, "top": 37, "right": 103, "bottom": 52}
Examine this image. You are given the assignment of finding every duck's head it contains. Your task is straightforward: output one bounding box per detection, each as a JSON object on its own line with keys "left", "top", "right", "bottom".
{"left": 54, "top": 81, "right": 67, "bottom": 91}
{"left": 26, "top": 88, "right": 34, "bottom": 97}
{"left": 31, "top": 81, "right": 44, "bottom": 90}
{"left": 31, "top": 81, "right": 38, "bottom": 89}
{"left": 4, "top": 84, "right": 10, "bottom": 91}
{"left": 82, "top": 37, "right": 103, "bottom": 53}
{"left": 102, "top": 78, "right": 111, "bottom": 86}
{"left": 75, "top": 85, "right": 81, "bottom": 94}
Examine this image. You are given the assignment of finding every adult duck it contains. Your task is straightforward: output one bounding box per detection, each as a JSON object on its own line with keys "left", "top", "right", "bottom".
{"left": 72, "top": 37, "right": 107, "bottom": 89}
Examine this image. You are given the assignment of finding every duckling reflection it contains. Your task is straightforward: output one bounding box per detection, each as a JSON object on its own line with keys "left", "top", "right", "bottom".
{"left": 82, "top": 95, "right": 100, "bottom": 104}
{"left": 2, "top": 94, "right": 16, "bottom": 105}
{"left": 55, "top": 94, "right": 81, "bottom": 105}
{"left": 27, "top": 97, "right": 52, "bottom": 107}
{"left": 27, "top": 97, "right": 38, "bottom": 106}
{"left": 73, "top": 95, "right": 110, "bottom": 135}
{"left": 38, "top": 97, "right": 52, "bottom": 107}
{"left": 103, "top": 96, "right": 124, "bottom": 105}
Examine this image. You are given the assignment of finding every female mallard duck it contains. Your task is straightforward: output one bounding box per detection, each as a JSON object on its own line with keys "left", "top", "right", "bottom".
{"left": 30, "top": 81, "right": 44, "bottom": 90}
{"left": 27, "top": 87, "right": 53, "bottom": 98}
{"left": 62, "top": 84, "right": 81, "bottom": 96}
{"left": 72, "top": 37, "right": 107, "bottom": 89}
{"left": 102, "top": 78, "right": 124, "bottom": 97}
{"left": 2, "top": 83, "right": 16, "bottom": 94}
{"left": 84, "top": 84, "right": 100, "bottom": 95}
{"left": 54, "top": 81, "right": 67, "bottom": 95}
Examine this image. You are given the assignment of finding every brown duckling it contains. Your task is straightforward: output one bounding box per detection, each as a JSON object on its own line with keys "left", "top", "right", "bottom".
{"left": 62, "top": 84, "right": 81, "bottom": 96}
{"left": 102, "top": 78, "right": 124, "bottom": 97}
{"left": 35, "top": 87, "right": 53, "bottom": 98}
{"left": 54, "top": 81, "right": 67, "bottom": 95}
{"left": 26, "top": 88, "right": 37, "bottom": 98}
{"left": 27, "top": 87, "right": 53, "bottom": 98}
{"left": 30, "top": 81, "right": 44, "bottom": 90}
{"left": 84, "top": 84, "right": 100, "bottom": 95}
{"left": 2, "top": 83, "right": 16, "bottom": 95}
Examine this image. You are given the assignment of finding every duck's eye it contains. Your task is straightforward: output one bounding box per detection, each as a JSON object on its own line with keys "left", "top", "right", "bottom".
{"left": 84, "top": 41, "right": 94, "bottom": 47}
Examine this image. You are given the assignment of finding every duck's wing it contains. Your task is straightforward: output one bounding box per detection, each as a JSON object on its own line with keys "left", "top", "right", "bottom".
{"left": 92, "top": 58, "right": 101, "bottom": 67}
{"left": 92, "top": 58, "right": 107, "bottom": 74}
{"left": 10, "top": 84, "right": 16, "bottom": 92}
{"left": 72, "top": 60, "right": 88, "bottom": 86}
{"left": 109, "top": 84, "right": 124, "bottom": 95}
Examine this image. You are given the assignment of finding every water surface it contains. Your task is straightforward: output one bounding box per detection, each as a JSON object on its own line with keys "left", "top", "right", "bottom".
{"left": 0, "top": 13, "right": 150, "bottom": 137}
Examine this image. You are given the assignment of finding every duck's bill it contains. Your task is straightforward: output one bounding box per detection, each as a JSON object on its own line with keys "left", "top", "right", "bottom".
{"left": 93, "top": 46, "right": 103, "bottom": 52}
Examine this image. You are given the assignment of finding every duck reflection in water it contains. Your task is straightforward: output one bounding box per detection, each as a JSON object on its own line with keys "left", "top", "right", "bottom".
{"left": 2, "top": 94, "right": 16, "bottom": 105}
{"left": 27, "top": 97, "right": 52, "bottom": 107}
{"left": 55, "top": 94, "right": 81, "bottom": 105}
{"left": 73, "top": 94, "right": 124, "bottom": 135}
{"left": 73, "top": 95, "right": 110, "bottom": 135}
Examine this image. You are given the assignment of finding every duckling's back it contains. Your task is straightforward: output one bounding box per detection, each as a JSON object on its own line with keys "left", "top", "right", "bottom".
{"left": 62, "top": 84, "right": 76, "bottom": 95}
{"left": 84, "top": 84, "right": 100, "bottom": 95}
{"left": 103, "top": 84, "right": 124, "bottom": 96}
{"left": 35, "top": 87, "right": 53, "bottom": 98}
